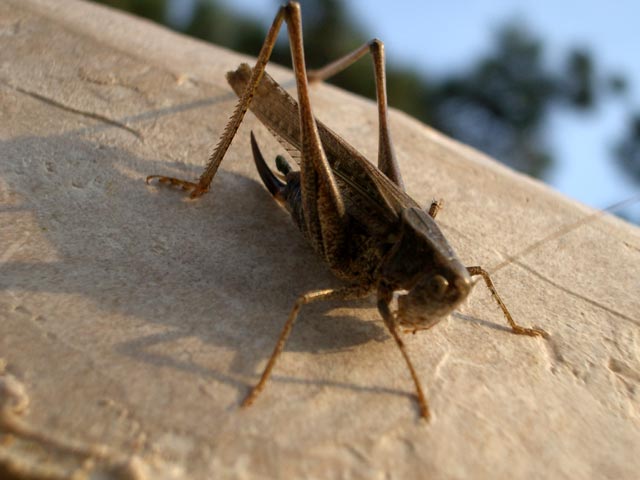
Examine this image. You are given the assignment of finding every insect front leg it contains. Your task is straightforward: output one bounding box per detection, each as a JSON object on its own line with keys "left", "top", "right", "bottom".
{"left": 308, "top": 39, "right": 404, "bottom": 189}
{"left": 467, "top": 266, "right": 548, "bottom": 338}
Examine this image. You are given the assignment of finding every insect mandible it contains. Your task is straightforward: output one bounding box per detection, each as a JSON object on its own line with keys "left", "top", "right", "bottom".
{"left": 147, "top": 1, "right": 548, "bottom": 420}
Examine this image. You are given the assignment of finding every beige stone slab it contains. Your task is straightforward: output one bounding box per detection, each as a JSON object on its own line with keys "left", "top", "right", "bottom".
{"left": 1, "top": 0, "right": 639, "bottom": 478}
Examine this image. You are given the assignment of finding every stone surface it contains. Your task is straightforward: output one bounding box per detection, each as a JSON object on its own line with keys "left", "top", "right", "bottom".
{"left": 1, "top": 1, "right": 639, "bottom": 478}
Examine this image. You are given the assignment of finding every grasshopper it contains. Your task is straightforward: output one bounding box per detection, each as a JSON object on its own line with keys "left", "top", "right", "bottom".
{"left": 147, "top": 1, "right": 547, "bottom": 420}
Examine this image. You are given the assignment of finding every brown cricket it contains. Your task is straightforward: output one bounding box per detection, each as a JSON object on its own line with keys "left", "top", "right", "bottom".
{"left": 147, "top": 1, "right": 547, "bottom": 420}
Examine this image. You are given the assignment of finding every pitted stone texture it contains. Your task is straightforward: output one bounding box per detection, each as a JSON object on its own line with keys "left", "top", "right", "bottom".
{"left": 1, "top": 1, "right": 639, "bottom": 478}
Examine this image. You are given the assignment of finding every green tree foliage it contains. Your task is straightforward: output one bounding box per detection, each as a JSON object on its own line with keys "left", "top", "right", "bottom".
{"left": 616, "top": 114, "right": 640, "bottom": 183}
{"left": 427, "top": 25, "right": 557, "bottom": 177}
{"left": 97, "top": 0, "right": 166, "bottom": 24}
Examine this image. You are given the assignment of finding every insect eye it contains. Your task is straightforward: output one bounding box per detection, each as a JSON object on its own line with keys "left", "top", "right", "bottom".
{"left": 428, "top": 275, "right": 449, "bottom": 299}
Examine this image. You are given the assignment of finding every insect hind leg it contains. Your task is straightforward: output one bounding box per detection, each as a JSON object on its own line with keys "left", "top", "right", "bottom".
{"left": 308, "top": 39, "right": 404, "bottom": 190}
{"left": 147, "top": 2, "right": 291, "bottom": 199}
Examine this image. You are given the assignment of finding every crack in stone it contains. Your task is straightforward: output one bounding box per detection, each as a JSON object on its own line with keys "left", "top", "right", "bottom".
{"left": 513, "top": 260, "right": 639, "bottom": 328}
{"left": 490, "top": 194, "right": 640, "bottom": 275}
{"left": 2, "top": 81, "right": 143, "bottom": 140}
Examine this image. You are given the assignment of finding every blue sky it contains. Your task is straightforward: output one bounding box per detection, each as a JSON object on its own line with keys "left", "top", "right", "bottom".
{"left": 202, "top": 0, "right": 640, "bottom": 219}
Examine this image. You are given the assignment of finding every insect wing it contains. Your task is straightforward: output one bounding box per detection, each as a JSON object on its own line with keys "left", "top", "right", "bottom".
{"left": 227, "top": 64, "right": 420, "bottom": 235}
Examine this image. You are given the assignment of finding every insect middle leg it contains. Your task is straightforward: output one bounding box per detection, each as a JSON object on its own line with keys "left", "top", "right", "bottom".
{"left": 308, "top": 39, "right": 404, "bottom": 189}
{"left": 242, "top": 285, "right": 372, "bottom": 408}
